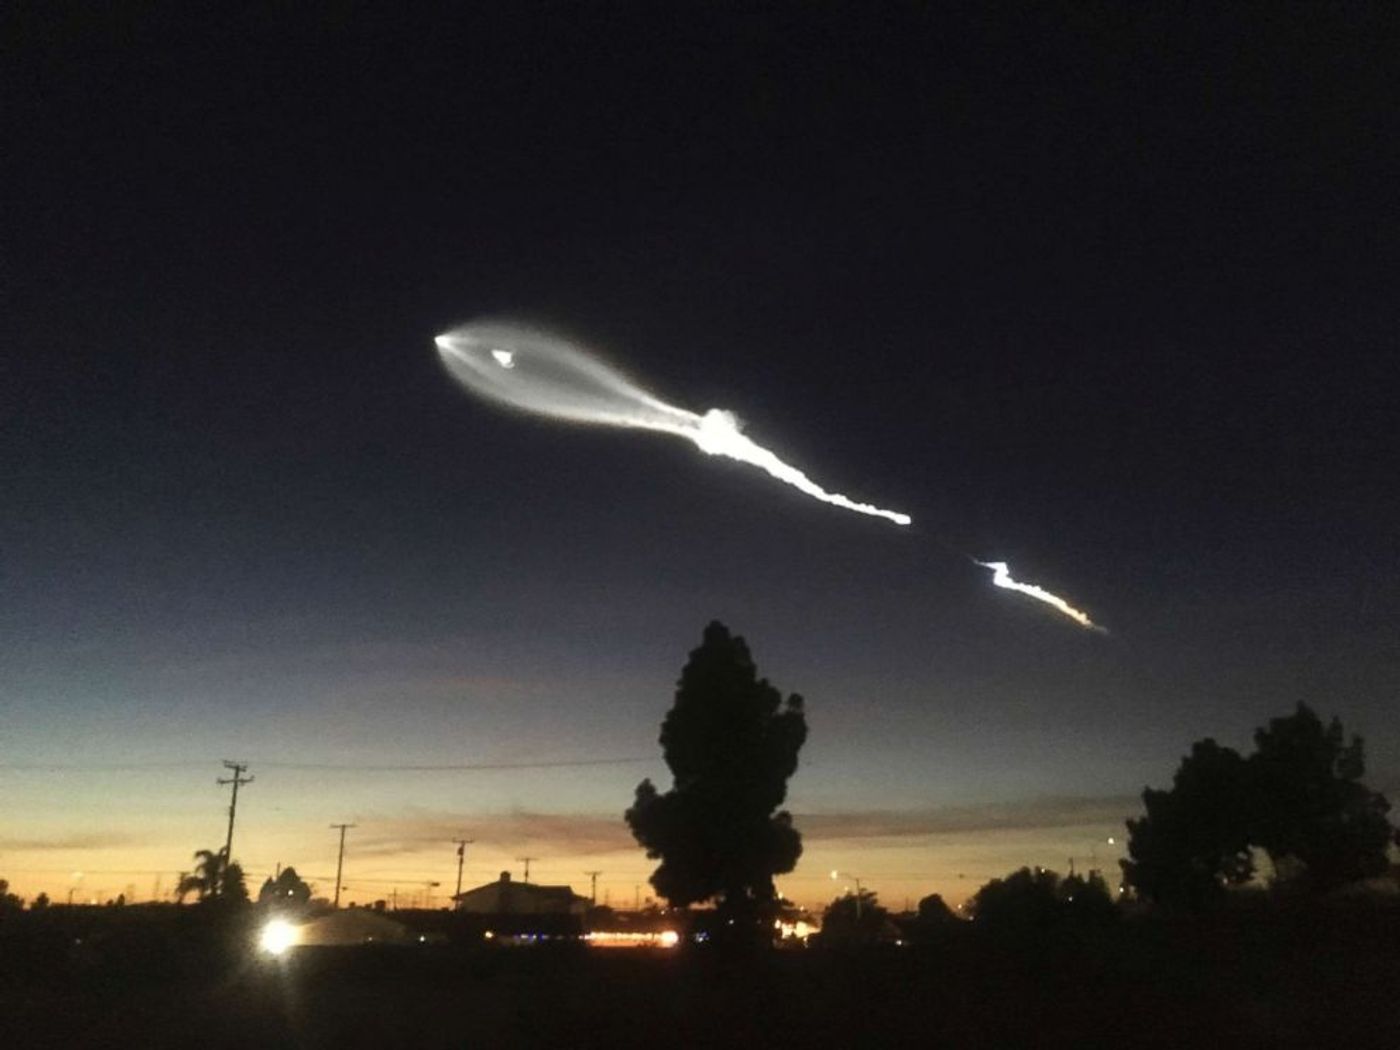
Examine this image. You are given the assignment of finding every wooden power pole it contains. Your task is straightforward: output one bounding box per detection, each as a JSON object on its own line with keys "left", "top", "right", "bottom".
{"left": 453, "top": 838, "right": 474, "bottom": 902}
{"left": 330, "top": 823, "right": 356, "bottom": 907}
{"left": 216, "top": 761, "right": 253, "bottom": 894}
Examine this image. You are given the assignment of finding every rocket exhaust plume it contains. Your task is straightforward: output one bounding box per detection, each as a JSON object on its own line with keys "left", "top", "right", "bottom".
{"left": 435, "top": 321, "right": 1106, "bottom": 629}
{"left": 976, "top": 560, "right": 1104, "bottom": 632}
{"left": 435, "top": 322, "right": 911, "bottom": 525}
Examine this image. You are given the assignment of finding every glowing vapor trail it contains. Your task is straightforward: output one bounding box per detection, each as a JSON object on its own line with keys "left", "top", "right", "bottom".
{"left": 434, "top": 322, "right": 911, "bottom": 525}
{"left": 976, "top": 560, "right": 1104, "bottom": 632}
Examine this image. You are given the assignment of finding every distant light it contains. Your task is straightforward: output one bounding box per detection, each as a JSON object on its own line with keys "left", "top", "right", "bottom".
{"left": 584, "top": 930, "right": 682, "bottom": 949}
{"left": 259, "top": 919, "right": 296, "bottom": 956}
{"left": 484, "top": 930, "right": 495, "bottom": 940}
{"left": 829, "top": 870, "right": 839, "bottom": 880}
{"left": 1107, "top": 837, "right": 1115, "bottom": 845}
{"left": 774, "top": 919, "right": 816, "bottom": 941}
{"left": 491, "top": 349, "right": 515, "bottom": 369}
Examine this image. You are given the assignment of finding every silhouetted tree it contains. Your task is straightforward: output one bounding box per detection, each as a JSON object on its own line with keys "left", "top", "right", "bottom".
{"left": 176, "top": 850, "right": 224, "bottom": 903}
{"left": 1123, "top": 705, "right": 1395, "bottom": 904}
{"left": 258, "top": 866, "right": 312, "bottom": 910}
{"left": 969, "top": 867, "right": 1062, "bottom": 933}
{"left": 1249, "top": 703, "right": 1393, "bottom": 893}
{"left": 626, "top": 621, "right": 807, "bottom": 929}
{"left": 901, "top": 892, "right": 962, "bottom": 944}
{"left": 0, "top": 879, "right": 23, "bottom": 911}
{"left": 968, "top": 866, "right": 1115, "bottom": 934}
{"left": 222, "top": 861, "right": 249, "bottom": 905}
{"left": 1059, "top": 871, "right": 1116, "bottom": 925}
{"left": 31, "top": 891, "right": 50, "bottom": 911}
{"left": 176, "top": 848, "right": 247, "bottom": 904}
{"left": 916, "top": 892, "right": 955, "bottom": 924}
{"left": 1122, "top": 739, "right": 1255, "bottom": 907}
{"left": 820, "top": 890, "right": 889, "bottom": 944}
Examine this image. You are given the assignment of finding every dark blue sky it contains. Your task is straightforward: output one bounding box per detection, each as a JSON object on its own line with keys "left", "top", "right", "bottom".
{"left": 3, "top": 6, "right": 1396, "bottom": 905}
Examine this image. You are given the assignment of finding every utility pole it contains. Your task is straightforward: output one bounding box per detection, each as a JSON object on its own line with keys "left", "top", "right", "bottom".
{"left": 517, "top": 856, "right": 534, "bottom": 883}
{"left": 453, "top": 838, "right": 474, "bottom": 902}
{"left": 330, "top": 823, "right": 356, "bottom": 907}
{"left": 584, "top": 870, "right": 602, "bottom": 905}
{"left": 217, "top": 761, "right": 253, "bottom": 894}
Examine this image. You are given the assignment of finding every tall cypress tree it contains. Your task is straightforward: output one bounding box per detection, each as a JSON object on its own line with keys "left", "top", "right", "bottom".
{"left": 626, "top": 621, "right": 807, "bottom": 922}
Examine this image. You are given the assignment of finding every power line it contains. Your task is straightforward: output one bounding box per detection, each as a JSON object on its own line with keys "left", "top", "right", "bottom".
{"left": 262, "top": 757, "right": 655, "bottom": 772}
{"left": 0, "top": 756, "right": 655, "bottom": 773}
{"left": 0, "top": 761, "right": 213, "bottom": 771}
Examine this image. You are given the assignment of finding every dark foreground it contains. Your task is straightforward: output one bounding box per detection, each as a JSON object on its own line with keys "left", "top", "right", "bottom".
{"left": 3, "top": 904, "right": 1398, "bottom": 1049}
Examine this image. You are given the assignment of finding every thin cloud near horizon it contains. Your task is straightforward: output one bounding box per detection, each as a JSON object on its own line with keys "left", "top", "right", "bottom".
{"left": 345, "top": 794, "right": 1140, "bottom": 859}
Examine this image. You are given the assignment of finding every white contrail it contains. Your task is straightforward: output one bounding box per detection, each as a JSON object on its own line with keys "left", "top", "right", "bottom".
{"left": 975, "top": 560, "right": 1104, "bottom": 631}
{"left": 434, "top": 321, "right": 911, "bottom": 526}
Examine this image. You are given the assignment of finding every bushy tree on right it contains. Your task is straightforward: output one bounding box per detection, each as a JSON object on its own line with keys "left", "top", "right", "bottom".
{"left": 1123, "top": 703, "right": 1396, "bottom": 904}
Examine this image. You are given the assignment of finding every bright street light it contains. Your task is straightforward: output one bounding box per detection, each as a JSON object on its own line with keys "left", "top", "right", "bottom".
{"left": 259, "top": 918, "right": 297, "bottom": 956}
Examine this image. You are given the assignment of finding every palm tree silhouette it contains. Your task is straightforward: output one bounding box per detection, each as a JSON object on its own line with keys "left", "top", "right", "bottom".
{"left": 175, "top": 848, "right": 226, "bottom": 902}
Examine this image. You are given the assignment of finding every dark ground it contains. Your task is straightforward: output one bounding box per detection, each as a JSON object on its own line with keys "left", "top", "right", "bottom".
{"left": 2, "top": 903, "right": 1397, "bottom": 1049}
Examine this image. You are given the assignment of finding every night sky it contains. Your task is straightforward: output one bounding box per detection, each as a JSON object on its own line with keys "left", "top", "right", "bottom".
{"left": 4, "top": 6, "right": 1397, "bottom": 909}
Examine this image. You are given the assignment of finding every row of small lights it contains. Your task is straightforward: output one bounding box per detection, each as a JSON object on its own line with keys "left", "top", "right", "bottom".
{"left": 258, "top": 919, "right": 828, "bottom": 956}
{"left": 257, "top": 921, "right": 687, "bottom": 956}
